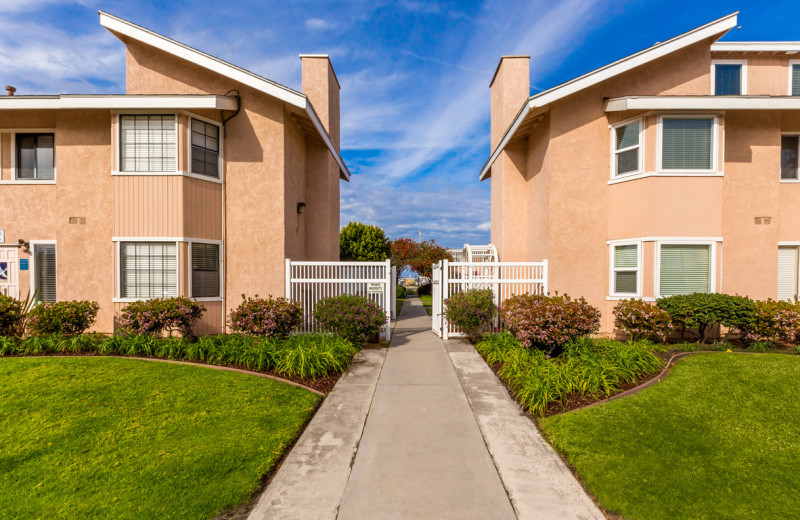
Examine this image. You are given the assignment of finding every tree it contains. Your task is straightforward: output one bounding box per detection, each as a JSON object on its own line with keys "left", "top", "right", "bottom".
{"left": 409, "top": 240, "right": 452, "bottom": 280}
{"left": 339, "top": 222, "right": 390, "bottom": 261}
{"left": 390, "top": 238, "right": 417, "bottom": 283}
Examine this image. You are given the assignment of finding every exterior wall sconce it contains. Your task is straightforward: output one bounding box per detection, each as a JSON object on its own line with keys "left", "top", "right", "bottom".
{"left": 17, "top": 239, "right": 30, "bottom": 254}
{"left": 297, "top": 202, "right": 307, "bottom": 214}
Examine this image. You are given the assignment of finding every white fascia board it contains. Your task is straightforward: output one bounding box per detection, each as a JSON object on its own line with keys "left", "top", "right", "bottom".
{"left": 711, "top": 42, "right": 800, "bottom": 52}
{"left": 306, "top": 103, "right": 350, "bottom": 180}
{"left": 478, "top": 12, "right": 738, "bottom": 181}
{"left": 606, "top": 96, "right": 800, "bottom": 111}
{"left": 0, "top": 95, "right": 238, "bottom": 110}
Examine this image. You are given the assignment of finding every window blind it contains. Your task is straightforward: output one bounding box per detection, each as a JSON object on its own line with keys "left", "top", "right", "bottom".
{"left": 661, "top": 118, "right": 713, "bottom": 170}
{"left": 34, "top": 244, "right": 57, "bottom": 303}
{"left": 659, "top": 244, "right": 711, "bottom": 296}
{"left": 120, "top": 242, "right": 177, "bottom": 299}
{"left": 792, "top": 65, "right": 800, "bottom": 96}
{"left": 778, "top": 247, "right": 798, "bottom": 301}
{"left": 191, "top": 243, "right": 220, "bottom": 298}
{"left": 120, "top": 115, "right": 177, "bottom": 172}
{"left": 614, "top": 121, "right": 640, "bottom": 176}
{"left": 714, "top": 64, "right": 742, "bottom": 95}
{"left": 191, "top": 119, "right": 220, "bottom": 178}
{"left": 16, "top": 134, "right": 54, "bottom": 180}
{"left": 782, "top": 135, "right": 799, "bottom": 180}
{"left": 614, "top": 244, "right": 638, "bottom": 294}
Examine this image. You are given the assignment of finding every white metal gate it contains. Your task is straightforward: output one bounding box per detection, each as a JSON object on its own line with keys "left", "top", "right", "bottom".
{"left": 432, "top": 259, "right": 548, "bottom": 339}
{"left": 285, "top": 259, "right": 395, "bottom": 341}
{"left": 0, "top": 247, "right": 19, "bottom": 298}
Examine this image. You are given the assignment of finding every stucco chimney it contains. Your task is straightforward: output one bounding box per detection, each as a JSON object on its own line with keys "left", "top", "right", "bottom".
{"left": 300, "top": 55, "right": 340, "bottom": 150}
{"left": 5, "top": 85, "right": 16, "bottom": 96}
{"left": 490, "top": 56, "right": 529, "bottom": 149}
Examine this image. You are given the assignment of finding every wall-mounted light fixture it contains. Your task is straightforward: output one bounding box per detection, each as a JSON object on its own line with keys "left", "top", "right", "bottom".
{"left": 297, "top": 202, "right": 307, "bottom": 214}
{"left": 17, "top": 239, "right": 30, "bottom": 254}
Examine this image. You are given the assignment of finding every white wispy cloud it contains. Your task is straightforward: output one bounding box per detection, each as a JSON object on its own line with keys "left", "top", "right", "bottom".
{"left": 306, "top": 18, "right": 336, "bottom": 30}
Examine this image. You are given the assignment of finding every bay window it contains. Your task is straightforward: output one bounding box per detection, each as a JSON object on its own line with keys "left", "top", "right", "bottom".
{"left": 658, "top": 244, "right": 713, "bottom": 297}
{"left": 659, "top": 116, "right": 716, "bottom": 172}
{"left": 119, "top": 115, "right": 177, "bottom": 172}
{"left": 120, "top": 242, "right": 177, "bottom": 299}
{"left": 612, "top": 119, "right": 642, "bottom": 177}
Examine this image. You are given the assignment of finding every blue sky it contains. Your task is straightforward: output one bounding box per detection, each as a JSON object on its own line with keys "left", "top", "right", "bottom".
{"left": 1, "top": 0, "right": 799, "bottom": 248}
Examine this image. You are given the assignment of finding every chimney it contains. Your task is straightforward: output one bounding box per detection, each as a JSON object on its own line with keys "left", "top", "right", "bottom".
{"left": 489, "top": 56, "right": 529, "bottom": 149}
{"left": 5, "top": 85, "right": 16, "bottom": 96}
{"left": 300, "top": 55, "right": 340, "bottom": 150}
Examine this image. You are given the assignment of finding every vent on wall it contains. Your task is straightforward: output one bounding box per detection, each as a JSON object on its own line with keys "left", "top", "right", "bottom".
{"left": 754, "top": 217, "right": 773, "bottom": 225}
{"left": 69, "top": 217, "right": 86, "bottom": 225}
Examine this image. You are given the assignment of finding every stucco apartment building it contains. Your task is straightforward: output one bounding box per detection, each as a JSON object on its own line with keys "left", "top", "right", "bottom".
{"left": 0, "top": 12, "right": 348, "bottom": 334}
{"left": 482, "top": 12, "right": 800, "bottom": 332}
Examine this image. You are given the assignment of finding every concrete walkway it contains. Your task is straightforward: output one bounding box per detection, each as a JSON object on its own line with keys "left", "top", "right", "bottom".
{"left": 249, "top": 295, "right": 604, "bottom": 520}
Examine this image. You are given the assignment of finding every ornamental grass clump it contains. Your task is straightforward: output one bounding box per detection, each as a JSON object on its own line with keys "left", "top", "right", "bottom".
{"left": 227, "top": 295, "right": 303, "bottom": 337}
{"left": 27, "top": 300, "right": 99, "bottom": 336}
{"left": 313, "top": 294, "right": 387, "bottom": 345}
{"left": 119, "top": 297, "right": 205, "bottom": 337}
{"left": 444, "top": 288, "right": 497, "bottom": 342}
{"left": 613, "top": 298, "right": 675, "bottom": 342}
{"left": 500, "top": 293, "right": 600, "bottom": 355}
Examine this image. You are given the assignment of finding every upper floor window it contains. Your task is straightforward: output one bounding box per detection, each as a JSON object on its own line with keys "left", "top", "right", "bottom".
{"left": 792, "top": 62, "right": 800, "bottom": 96}
{"left": 190, "top": 119, "right": 220, "bottom": 178}
{"left": 782, "top": 135, "right": 799, "bottom": 180}
{"left": 119, "top": 115, "right": 177, "bottom": 172}
{"left": 659, "top": 116, "right": 716, "bottom": 172}
{"left": 16, "top": 133, "right": 54, "bottom": 180}
{"left": 712, "top": 60, "right": 746, "bottom": 95}
{"left": 612, "top": 119, "right": 642, "bottom": 177}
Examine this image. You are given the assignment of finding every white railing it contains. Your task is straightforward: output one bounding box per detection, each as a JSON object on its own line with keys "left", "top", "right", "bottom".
{"left": 432, "top": 259, "right": 548, "bottom": 339}
{"left": 285, "top": 259, "right": 394, "bottom": 341}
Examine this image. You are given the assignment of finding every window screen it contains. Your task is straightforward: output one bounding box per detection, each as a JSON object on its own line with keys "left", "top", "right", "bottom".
{"left": 119, "top": 115, "right": 177, "bottom": 172}
{"left": 191, "top": 119, "right": 220, "bottom": 178}
{"left": 792, "top": 65, "right": 800, "bottom": 96}
{"left": 661, "top": 118, "right": 714, "bottom": 170}
{"left": 714, "top": 64, "right": 742, "bottom": 95}
{"left": 782, "top": 135, "right": 799, "bottom": 180}
{"left": 613, "top": 244, "right": 638, "bottom": 294}
{"left": 191, "top": 243, "right": 220, "bottom": 298}
{"left": 614, "top": 121, "right": 640, "bottom": 176}
{"left": 120, "top": 242, "right": 177, "bottom": 299}
{"left": 34, "top": 244, "right": 57, "bottom": 303}
{"left": 659, "top": 244, "right": 711, "bottom": 296}
{"left": 16, "top": 134, "right": 54, "bottom": 180}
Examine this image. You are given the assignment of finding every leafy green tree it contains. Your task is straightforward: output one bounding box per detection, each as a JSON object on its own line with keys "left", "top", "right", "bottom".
{"left": 339, "top": 222, "right": 390, "bottom": 261}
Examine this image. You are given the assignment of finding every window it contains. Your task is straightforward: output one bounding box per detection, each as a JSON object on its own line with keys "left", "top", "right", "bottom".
{"left": 191, "top": 243, "right": 220, "bottom": 298}
{"left": 191, "top": 119, "right": 220, "bottom": 178}
{"left": 120, "top": 242, "right": 177, "bottom": 299}
{"left": 611, "top": 244, "right": 639, "bottom": 296}
{"left": 33, "top": 243, "right": 57, "bottom": 303}
{"left": 782, "top": 135, "right": 799, "bottom": 180}
{"left": 612, "top": 120, "right": 642, "bottom": 177}
{"left": 778, "top": 246, "right": 799, "bottom": 301}
{"left": 119, "top": 115, "right": 177, "bottom": 172}
{"left": 712, "top": 61, "right": 746, "bottom": 95}
{"left": 660, "top": 117, "right": 715, "bottom": 172}
{"left": 658, "top": 244, "right": 712, "bottom": 297}
{"left": 791, "top": 63, "right": 800, "bottom": 96}
{"left": 16, "top": 133, "right": 54, "bottom": 180}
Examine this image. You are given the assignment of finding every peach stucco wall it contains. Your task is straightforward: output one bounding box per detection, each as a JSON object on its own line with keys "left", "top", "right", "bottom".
{"left": 711, "top": 52, "right": 796, "bottom": 96}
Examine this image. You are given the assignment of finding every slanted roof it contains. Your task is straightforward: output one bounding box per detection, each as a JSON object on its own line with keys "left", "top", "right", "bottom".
{"left": 479, "top": 12, "right": 739, "bottom": 181}
{"left": 605, "top": 95, "right": 800, "bottom": 111}
{"left": 99, "top": 11, "right": 350, "bottom": 181}
{"left": 0, "top": 94, "right": 238, "bottom": 110}
{"left": 711, "top": 41, "right": 800, "bottom": 52}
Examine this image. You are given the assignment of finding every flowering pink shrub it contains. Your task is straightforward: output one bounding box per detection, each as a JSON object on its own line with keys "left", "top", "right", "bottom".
{"left": 444, "top": 289, "right": 497, "bottom": 343}
{"left": 119, "top": 297, "right": 205, "bottom": 337}
{"left": 500, "top": 293, "right": 600, "bottom": 354}
{"left": 740, "top": 299, "right": 800, "bottom": 344}
{"left": 227, "top": 295, "right": 303, "bottom": 337}
{"left": 313, "top": 294, "right": 387, "bottom": 345}
{"left": 613, "top": 299, "right": 675, "bottom": 342}
{"left": 27, "top": 300, "right": 99, "bottom": 336}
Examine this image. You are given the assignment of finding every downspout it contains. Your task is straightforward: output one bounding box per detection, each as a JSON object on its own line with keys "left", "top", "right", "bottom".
{"left": 220, "top": 90, "right": 241, "bottom": 333}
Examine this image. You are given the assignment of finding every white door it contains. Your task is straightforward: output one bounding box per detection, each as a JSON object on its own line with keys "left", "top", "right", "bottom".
{"left": 0, "top": 247, "right": 19, "bottom": 298}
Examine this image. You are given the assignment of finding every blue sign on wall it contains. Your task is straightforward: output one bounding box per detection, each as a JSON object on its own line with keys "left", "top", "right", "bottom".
{"left": 19, "top": 259, "right": 29, "bottom": 271}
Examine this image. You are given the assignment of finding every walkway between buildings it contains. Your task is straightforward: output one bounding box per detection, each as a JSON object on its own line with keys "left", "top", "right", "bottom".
{"left": 248, "top": 295, "right": 603, "bottom": 520}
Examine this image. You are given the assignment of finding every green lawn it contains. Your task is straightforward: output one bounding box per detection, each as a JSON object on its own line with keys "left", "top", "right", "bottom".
{"left": 419, "top": 294, "right": 433, "bottom": 315}
{"left": 541, "top": 353, "right": 800, "bottom": 520}
{"left": 0, "top": 357, "right": 321, "bottom": 520}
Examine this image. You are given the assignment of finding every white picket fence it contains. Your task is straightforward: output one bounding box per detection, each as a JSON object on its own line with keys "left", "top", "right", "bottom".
{"left": 432, "top": 260, "right": 548, "bottom": 339}
{"left": 285, "top": 259, "right": 396, "bottom": 341}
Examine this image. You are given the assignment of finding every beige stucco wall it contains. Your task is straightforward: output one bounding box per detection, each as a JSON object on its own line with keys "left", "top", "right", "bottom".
{"left": 711, "top": 52, "right": 795, "bottom": 96}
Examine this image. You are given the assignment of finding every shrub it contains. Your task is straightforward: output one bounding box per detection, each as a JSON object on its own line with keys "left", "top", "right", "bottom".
{"left": 0, "top": 294, "right": 27, "bottom": 337}
{"left": 313, "top": 294, "right": 387, "bottom": 345}
{"left": 656, "top": 293, "right": 756, "bottom": 342}
{"left": 27, "top": 300, "right": 99, "bottom": 336}
{"left": 739, "top": 299, "right": 800, "bottom": 344}
{"left": 339, "top": 221, "right": 390, "bottom": 261}
{"left": 227, "top": 295, "right": 303, "bottom": 337}
{"left": 444, "top": 289, "right": 497, "bottom": 342}
{"left": 417, "top": 283, "right": 432, "bottom": 296}
{"left": 396, "top": 285, "right": 406, "bottom": 299}
{"left": 613, "top": 299, "right": 675, "bottom": 342}
{"left": 119, "top": 297, "right": 206, "bottom": 337}
{"left": 500, "top": 293, "right": 601, "bottom": 355}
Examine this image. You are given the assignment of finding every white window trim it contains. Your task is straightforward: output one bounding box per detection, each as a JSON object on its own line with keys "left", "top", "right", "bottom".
{"left": 654, "top": 239, "right": 718, "bottom": 298}
{"left": 609, "top": 116, "right": 645, "bottom": 179}
{"left": 781, "top": 132, "right": 800, "bottom": 183}
{"left": 789, "top": 60, "right": 800, "bottom": 96}
{"left": 656, "top": 114, "right": 720, "bottom": 174}
{"left": 116, "top": 113, "right": 179, "bottom": 174}
{"left": 187, "top": 114, "right": 224, "bottom": 182}
{"left": 188, "top": 240, "right": 224, "bottom": 301}
{"left": 1, "top": 129, "right": 58, "bottom": 184}
{"left": 113, "top": 239, "right": 179, "bottom": 302}
{"left": 609, "top": 241, "right": 642, "bottom": 298}
{"left": 711, "top": 59, "right": 748, "bottom": 95}
{"left": 29, "top": 240, "right": 57, "bottom": 302}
